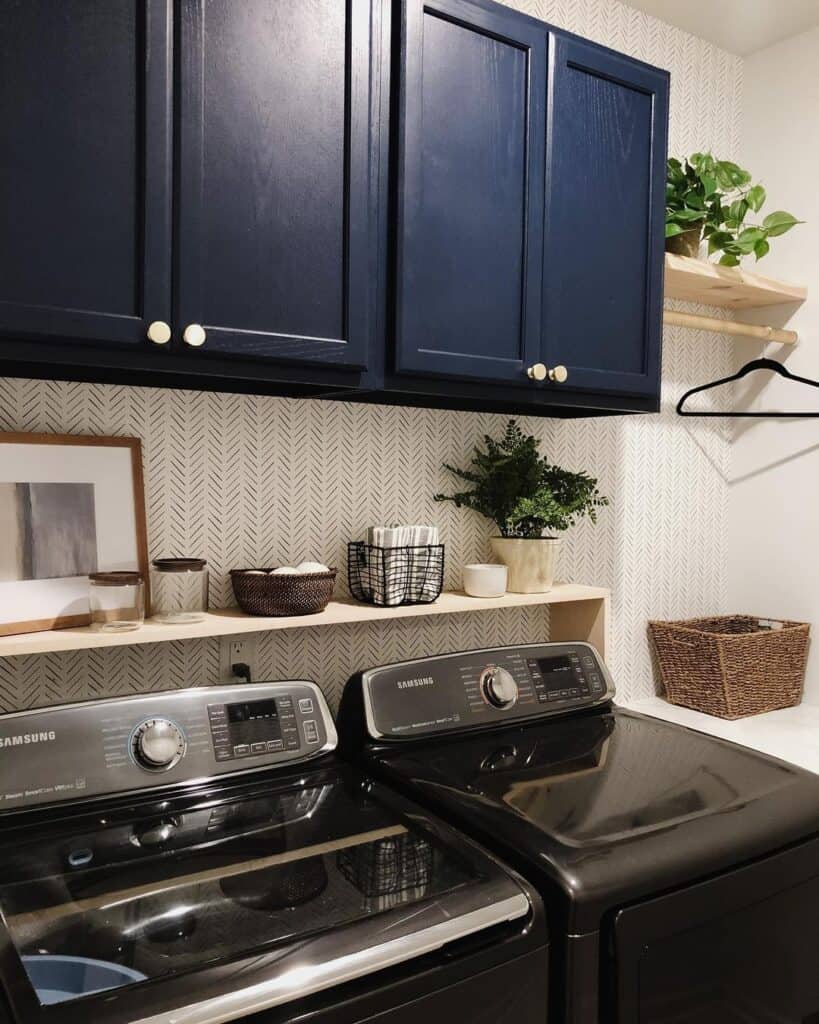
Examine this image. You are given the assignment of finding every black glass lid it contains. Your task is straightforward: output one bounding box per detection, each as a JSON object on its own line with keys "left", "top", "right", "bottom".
{"left": 369, "top": 708, "right": 819, "bottom": 929}
{"left": 0, "top": 765, "right": 486, "bottom": 1017}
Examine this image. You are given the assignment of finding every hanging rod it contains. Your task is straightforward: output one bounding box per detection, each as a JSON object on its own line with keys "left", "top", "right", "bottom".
{"left": 663, "top": 309, "right": 798, "bottom": 345}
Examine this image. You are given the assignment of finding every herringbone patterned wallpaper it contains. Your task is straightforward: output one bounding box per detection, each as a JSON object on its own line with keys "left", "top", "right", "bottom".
{"left": 0, "top": 0, "right": 739, "bottom": 713}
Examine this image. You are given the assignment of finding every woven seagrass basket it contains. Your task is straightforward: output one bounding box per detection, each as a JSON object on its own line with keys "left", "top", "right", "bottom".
{"left": 649, "top": 615, "right": 810, "bottom": 720}
{"left": 230, "top": 568, "right": 336, "bottom": 617}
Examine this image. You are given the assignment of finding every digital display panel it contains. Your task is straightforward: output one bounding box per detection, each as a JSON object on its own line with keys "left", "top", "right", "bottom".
{"left": 227, "top": 698, "right": 279, "bottom": 724}
{"left": 226, "top": 698, "right": 282, "bottom": 744}
{"left": 536, "top": 655, "right": 575, "bottom": 690}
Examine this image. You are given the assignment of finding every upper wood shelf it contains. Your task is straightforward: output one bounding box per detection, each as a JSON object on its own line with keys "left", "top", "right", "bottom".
{"left": 664, "top": 253, "right": 807, "bottom": 310}
{"left": 0, "top": 584, "right": 610, "bottom": 658}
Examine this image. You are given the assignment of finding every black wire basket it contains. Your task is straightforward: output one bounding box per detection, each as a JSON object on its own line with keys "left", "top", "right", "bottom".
{"left": 337, "top": 833, "right": 434, "bottom": 897}
{"left": 347, "top": 542, "right": 444, "bottom": 607}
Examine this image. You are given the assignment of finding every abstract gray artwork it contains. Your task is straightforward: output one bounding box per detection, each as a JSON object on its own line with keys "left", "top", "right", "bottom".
{"left": 0, "top": 482, "right": 98, "bottom": 581}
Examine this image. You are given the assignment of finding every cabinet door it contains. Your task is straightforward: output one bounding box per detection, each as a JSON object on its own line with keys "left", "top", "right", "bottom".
{"left": 394, "top": 0, "right": 546, "bottom": 385}
{"left": 541, "top": 35, "right": 668, "bottom": 397}
{"left": 176, "top": 0, "right": 379, "bottom": 372}
{"left": 0, "top": 0, "right": 172, "bottom": 348}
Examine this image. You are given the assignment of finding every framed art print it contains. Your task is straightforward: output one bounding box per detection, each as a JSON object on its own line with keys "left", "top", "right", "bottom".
{"left": 0, "top": 434, "right": 149, "bottom": 636}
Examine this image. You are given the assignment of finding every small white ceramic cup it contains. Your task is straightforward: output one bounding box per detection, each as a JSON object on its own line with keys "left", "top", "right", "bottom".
{"left": 462, "top": 563, "right": 508, "bottom": 598}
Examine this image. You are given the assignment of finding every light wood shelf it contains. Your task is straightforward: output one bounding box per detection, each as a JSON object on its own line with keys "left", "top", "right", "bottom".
{"left": 0, "top": 584, "right": 610, "bottom": 659}
{"left": 664, "top": 253, "right": 807, "bottom": 310}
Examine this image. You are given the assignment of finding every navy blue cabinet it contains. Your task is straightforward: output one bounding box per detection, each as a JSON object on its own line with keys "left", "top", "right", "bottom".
{"left": 0, "top": 0, "right": 172, "bottom": 350}
{"left": 0, "top": 0, "right": 381, "bottom": 391}
{"left": 394, "top": 0, "right": 546, "bottom": 385}
{"left": 175, "top": 0, "right": 380, "bottom": 372}
{"left": 540, "top": 34, "right": 668, "bottom": 398}
{"left": 0, "top": 0, "right": 668, "bottom": 414}
{"left": 389, "top": 0, "right": 668, "bottom": 409}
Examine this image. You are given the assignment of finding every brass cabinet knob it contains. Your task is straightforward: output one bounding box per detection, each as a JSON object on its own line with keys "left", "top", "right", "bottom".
{"left": 183, "top": 324, "right": 206, "bottom": 348}
{"left": 527, "top": 363, "right": 568, "bottom": 383}
{"left": 147, "top": 321, "right": 171, "bottom": 345}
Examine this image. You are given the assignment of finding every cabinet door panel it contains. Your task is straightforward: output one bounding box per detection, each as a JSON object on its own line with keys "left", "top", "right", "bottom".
{"left": 177, "top": 0, "right": 378, "bottom": 371}
{"left": 542, "top": 35, "right": 668, "bottom": 397}
{"left": 395, "top": 0, "right": 545, "bottom": 384}
{"left": 0, "top": 0, "right": 171, "bottom": 346}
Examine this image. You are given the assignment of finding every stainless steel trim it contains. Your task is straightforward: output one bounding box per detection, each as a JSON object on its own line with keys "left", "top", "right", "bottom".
{"left": 362, "top": 642, "right": 616, "bottom": 740}
{"left": 132, "top": 893, "right": 530, "bottom": 1024}
{"left": 0, "top": 680, "right": 329, "bottom": 724}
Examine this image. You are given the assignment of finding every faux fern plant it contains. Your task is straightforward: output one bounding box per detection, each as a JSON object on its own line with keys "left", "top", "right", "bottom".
{"left": 434, "top": 420, "right": 608, "bottom": 539}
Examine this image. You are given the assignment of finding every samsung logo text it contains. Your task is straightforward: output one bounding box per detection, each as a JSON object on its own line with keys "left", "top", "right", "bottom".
{"left": 0, "top": 731, "right": 57, "bottom": 749}
{"left": 396, "top": 677, "right": 435, "bottom": 690}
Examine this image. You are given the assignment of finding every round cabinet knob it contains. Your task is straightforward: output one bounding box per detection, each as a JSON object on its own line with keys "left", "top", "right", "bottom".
{"left": 480, "top": 665, "right": 519, "bottom": 709}
{"left": 132, "top": 718, "right": 186, "bottom": 772}
{"left": 147, "top": 320, "right": 172, "bottom": 345}
{"left": 183, "top": 323, "right": 206, "bottom": 348}
{"left": 527, "top": 363, "right": 569, "bottom": 383}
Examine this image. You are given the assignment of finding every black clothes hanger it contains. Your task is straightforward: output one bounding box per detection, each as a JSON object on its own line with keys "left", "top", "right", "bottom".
{"left": 677, "top": 358, "right": 819, "bottom": 418}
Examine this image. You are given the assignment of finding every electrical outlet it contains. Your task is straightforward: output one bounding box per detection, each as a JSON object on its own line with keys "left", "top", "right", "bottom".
{"left": 219, "top": 635, "right": 259, "bottom": 684}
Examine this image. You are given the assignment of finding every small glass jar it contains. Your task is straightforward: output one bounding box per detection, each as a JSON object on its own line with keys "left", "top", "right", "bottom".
{"left": 151, "top": 558, "right": 209, "bottom": 623}
{"left": 89, "top": 572, "right": 145, "bottom": 632}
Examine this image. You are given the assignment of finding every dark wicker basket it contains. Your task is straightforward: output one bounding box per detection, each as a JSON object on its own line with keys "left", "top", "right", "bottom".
{"left": 649, "top": 615, "right": 810, "bottom": 719}
{"left": 230, "top": 568, "right": 336, "bottom": 617}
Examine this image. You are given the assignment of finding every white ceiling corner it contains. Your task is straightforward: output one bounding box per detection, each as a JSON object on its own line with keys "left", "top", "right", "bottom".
{"left": 623, "top": 0, "right": 819, "bottom": 55}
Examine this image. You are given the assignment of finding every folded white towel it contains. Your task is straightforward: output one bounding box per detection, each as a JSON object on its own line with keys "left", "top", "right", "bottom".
{"left": 363, "top": 525, "right": 440, "bottom": 605}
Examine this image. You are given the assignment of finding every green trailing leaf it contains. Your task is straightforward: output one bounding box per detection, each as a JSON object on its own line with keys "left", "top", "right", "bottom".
{"left": 727, "top": 198, "right": 749, "bottom": 227}
{"left": 762, "top": 210, "right": 802, "bottom": 236}
{"left": 700, "top": 174, "right": 718, "bottom": 199}
{"left": 666, "top": 152, "right": 802, "bottom": 264}
{"left": 734, "top": 226, "right": 767, "bottom": 253}
{"left": 746, "top": 184, "right": 766, "bottom": 213}
{"left": 434, "top": 421, "right": 609, "bottom": 539}
{"left": 707, "top": 230, "right": 733, "bottom": 255}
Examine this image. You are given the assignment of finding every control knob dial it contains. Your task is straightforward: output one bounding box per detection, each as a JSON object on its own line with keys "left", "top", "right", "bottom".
{"left": 480, "top": 665, "right": 519, "bottom": 709}
{"left": 132, "top": 718, "right": 186, "bottom": 772}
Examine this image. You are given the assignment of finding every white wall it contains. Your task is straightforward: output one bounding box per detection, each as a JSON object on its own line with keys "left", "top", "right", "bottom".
{"left": 728, "top": 27, "right": 819, "bottom": 699}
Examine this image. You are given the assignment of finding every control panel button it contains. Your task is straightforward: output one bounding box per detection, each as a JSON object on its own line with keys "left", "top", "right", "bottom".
{"left": 298, "top": 698, "right": 314, "bottom": 714}
{"left": 132, "top": 719, "right": 186, "bottom": 773}
{"left": 303, "top": 720, "right": 319, "bottom": 745}
{"left": 480, "top": 666, "right": 519, "bottom": 709}
{"left": 266, "top": 739, "right": 284, "bottom": 752}
{"left": 250, "top": 742, "right": 266, "bottom": 754}
{"left": 233, "top": 744, "right": 249, "bottom": 757}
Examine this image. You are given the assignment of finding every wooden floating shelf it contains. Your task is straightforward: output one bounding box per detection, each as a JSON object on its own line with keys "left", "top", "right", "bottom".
{"left": 0, "top": 584, "right": 610, "bottom": 659}
{"left": 664, "top": 253, "right": 807, "bottom": 310}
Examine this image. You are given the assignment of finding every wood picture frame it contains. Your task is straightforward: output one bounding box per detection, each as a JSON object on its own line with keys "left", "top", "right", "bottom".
{"left": 0, "top": 433, "right": 149, "bottom": 636}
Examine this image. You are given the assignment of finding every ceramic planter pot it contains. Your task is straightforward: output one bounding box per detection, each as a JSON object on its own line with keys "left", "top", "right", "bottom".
{"left": 665, "top": 228, "right": 702, "bottom": 258}
{"left": 489, "top": 537, "right": 560, "bottom": 594}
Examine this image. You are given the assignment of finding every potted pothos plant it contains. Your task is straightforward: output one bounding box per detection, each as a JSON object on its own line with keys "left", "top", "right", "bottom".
{"left": 666, "top": 152, "right": 800, "bottom": 265}
{"left": 434, "top": 420, "right": 608, "bottom": 593}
